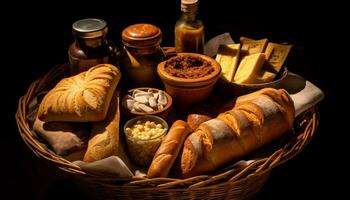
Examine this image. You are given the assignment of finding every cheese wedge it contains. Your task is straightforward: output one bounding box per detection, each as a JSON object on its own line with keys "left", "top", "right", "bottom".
{"left": 240, "top": 37, "right": 269, "bottom": 55}
{"left": 240, "top": 44, "right": 249, "bottom": 58}
{"left": 233, "top": 53, "right": 266, "bottom": 84}
{"left": 216, "top": 44, "right": 241, "bottom": 82}
{"left": 264, "top": 43, "right": 292, "bottom": 73}
{"left": 255, "top": 70, "right": 276, "bottom": 83}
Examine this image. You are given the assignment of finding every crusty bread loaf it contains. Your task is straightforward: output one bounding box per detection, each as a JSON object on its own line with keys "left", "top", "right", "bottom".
{"left": 84, "top": 90, "right": 134, "bottom": 168}
{"left": 219, "top": 88, "right": 295, "bottom": 120}
{"left": 177, "top": 88, "right": 295, "bottom": 177}
{"left": 187, "top": 114, "right": 212, "bottom": 131}
{"left": 83, "top": 91, "right": 121, "bottom": 162}
{"left": 38, "top": 64, "right": 121, "bottom": 122}
{"left": 147, "top": 120, "right": 192, "bottom": 178}
{"left": 180, "top": 119, "right": 243, "bottom": 176}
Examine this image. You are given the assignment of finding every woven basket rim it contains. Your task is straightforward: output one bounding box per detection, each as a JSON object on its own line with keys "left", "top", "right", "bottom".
{"left": 15, "top": 63, "right": 319, "bottom": 191}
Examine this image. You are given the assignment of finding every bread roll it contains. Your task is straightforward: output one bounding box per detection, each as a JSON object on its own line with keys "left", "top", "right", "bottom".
{"left": 147, "top": 120, "right": 192, "bottom": 178}
{"left": 177, "top": 88, "right": 295, "bottom": 177}
{"left": 38, "top": 64, "right": 121, "bottom": 122}
{"left": 83, "top": 91, "right": 121, "bottom": 162}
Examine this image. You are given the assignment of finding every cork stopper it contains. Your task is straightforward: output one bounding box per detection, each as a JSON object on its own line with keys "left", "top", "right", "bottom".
{"left": 181, "top": 0, "right": 199, "bottom": 13}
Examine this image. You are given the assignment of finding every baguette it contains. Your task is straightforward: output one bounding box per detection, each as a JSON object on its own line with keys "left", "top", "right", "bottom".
{"left": 147, "top": 120, "right": 192, "bottom": 178}
{"left": 38, "top": 64, "right": 121, "bottom": 122}
{"left": 187, "top": 114, "right": 212, "bottom": 131}
{"left": 177, "top": 88, "right": 295, "bottom": 177}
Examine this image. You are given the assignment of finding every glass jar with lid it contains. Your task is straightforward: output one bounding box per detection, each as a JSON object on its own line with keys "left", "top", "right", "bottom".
{"left": 68, "top": 18, "right": 117, "bottom": 75}
{"left": 120, "top": 23, "right": 165, "bottom": 87}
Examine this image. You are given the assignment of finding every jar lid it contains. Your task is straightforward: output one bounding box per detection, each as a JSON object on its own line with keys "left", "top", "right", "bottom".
{"left": 122, "top": 23, "right": 162, "bottom": 48}
{"left": 72, "top": 18, "right": 108, "bottom": 38}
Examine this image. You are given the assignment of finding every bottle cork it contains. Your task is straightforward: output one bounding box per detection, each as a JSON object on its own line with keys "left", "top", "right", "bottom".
{"left": 181, "top": 0, "right": 199, "bottom": 13}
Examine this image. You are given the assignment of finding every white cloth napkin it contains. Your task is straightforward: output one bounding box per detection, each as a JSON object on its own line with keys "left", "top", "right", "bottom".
{"left": 292, "top": 80, "right": 324, "bottom": 116}
{"left": 73, "top": 156, "right": 134, "bottom": 178}
{"left": 204, "top": 32, "right": 235, "bottom": 57}
{"left": 281, "top": 72, "right": 324, "bottom": 116}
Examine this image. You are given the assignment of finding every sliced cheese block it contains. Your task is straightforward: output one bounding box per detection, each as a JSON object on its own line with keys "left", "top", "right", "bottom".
{"left": 240, "top": 44, "right": 249, "bottom": 58}
{"left": 255, "top": 70, "right": 276, "bottom": 83}
{"left": 239, "top": 37, "right": 269, "bottom": 55}
{"left": 264, "top": 42, "right": 292, "bottom": 73}
{"left": 233, "top": 53, "right": 266, "bottom": 84}
{"left": 216, "top": 44, "right": 241, "bottom": 82}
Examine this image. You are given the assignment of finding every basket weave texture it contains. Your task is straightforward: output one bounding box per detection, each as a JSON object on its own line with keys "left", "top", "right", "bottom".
{"left": 16, "top": 64, "right": 318, "bottom": 200}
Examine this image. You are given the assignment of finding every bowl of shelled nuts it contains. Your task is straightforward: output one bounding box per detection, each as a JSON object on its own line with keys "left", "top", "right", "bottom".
{"left": 122, "top": 88, "right": 173, "bottom": 119}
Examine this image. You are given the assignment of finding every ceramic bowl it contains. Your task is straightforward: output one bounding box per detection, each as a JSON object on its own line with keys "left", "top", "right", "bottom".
{"left": 218, "top": 67, "right": 289, "bottom": 96}
{"left": 122, "top": 87, "right": 173, "bottom": 119}
{"left": 157, "top": 53, "right": 221, "bottom": 109}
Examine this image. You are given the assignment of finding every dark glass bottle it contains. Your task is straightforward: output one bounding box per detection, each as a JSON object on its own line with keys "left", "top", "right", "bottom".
{"left": 68, "top": 18, "right": 117, "bottom": 75}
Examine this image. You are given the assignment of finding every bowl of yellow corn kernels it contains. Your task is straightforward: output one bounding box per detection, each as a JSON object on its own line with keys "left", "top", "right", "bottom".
{"left": 123, "top": 115, "right": 168, "bottom": 166}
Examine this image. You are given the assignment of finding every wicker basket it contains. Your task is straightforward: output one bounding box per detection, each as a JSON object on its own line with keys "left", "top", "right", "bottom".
{"left": 15, "top": 63, "right": 319, "bottom": 200}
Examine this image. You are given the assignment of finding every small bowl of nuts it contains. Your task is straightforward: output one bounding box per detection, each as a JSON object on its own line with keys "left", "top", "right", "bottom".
{"left": 122, "top": 88, "right": 173, "bottom": 119}
{"left": 123, "top": 115, "right": 168, "bottom": 166}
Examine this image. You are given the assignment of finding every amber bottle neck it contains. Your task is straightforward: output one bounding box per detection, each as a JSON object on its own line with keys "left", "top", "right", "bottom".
{"left": 181, "top": 12, "right": 197, "bottom": 22}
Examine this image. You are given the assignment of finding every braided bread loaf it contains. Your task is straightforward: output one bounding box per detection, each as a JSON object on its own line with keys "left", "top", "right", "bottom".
{"left": 38, "top": 64, "right": 121, "bottom": 122}
{"left": 177, "top": 88, "right": 295, "bottom": 178}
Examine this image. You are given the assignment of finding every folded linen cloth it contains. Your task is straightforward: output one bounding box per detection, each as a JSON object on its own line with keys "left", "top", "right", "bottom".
{"left": 204, "top": 32, "right": 235, "bottom": 57}
{"left": 74, "top": 156, "right": 134, "bottom": 178}
{"left": 282, "top": 72, "right": 324, "bottom": 116}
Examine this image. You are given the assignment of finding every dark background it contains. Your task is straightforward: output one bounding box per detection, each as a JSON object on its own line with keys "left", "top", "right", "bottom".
{"left": 3, "top": 0, "right": 343, "bottom": 199}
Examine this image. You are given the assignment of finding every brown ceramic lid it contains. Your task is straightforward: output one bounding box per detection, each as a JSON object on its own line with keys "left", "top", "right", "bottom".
{"left": 122, "top": 23, "right": 162, "bottom": 48}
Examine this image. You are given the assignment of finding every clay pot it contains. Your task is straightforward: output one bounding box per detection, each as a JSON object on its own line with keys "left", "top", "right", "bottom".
{"left": 157, "top": 53, "right": 221, "bottom": 109}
